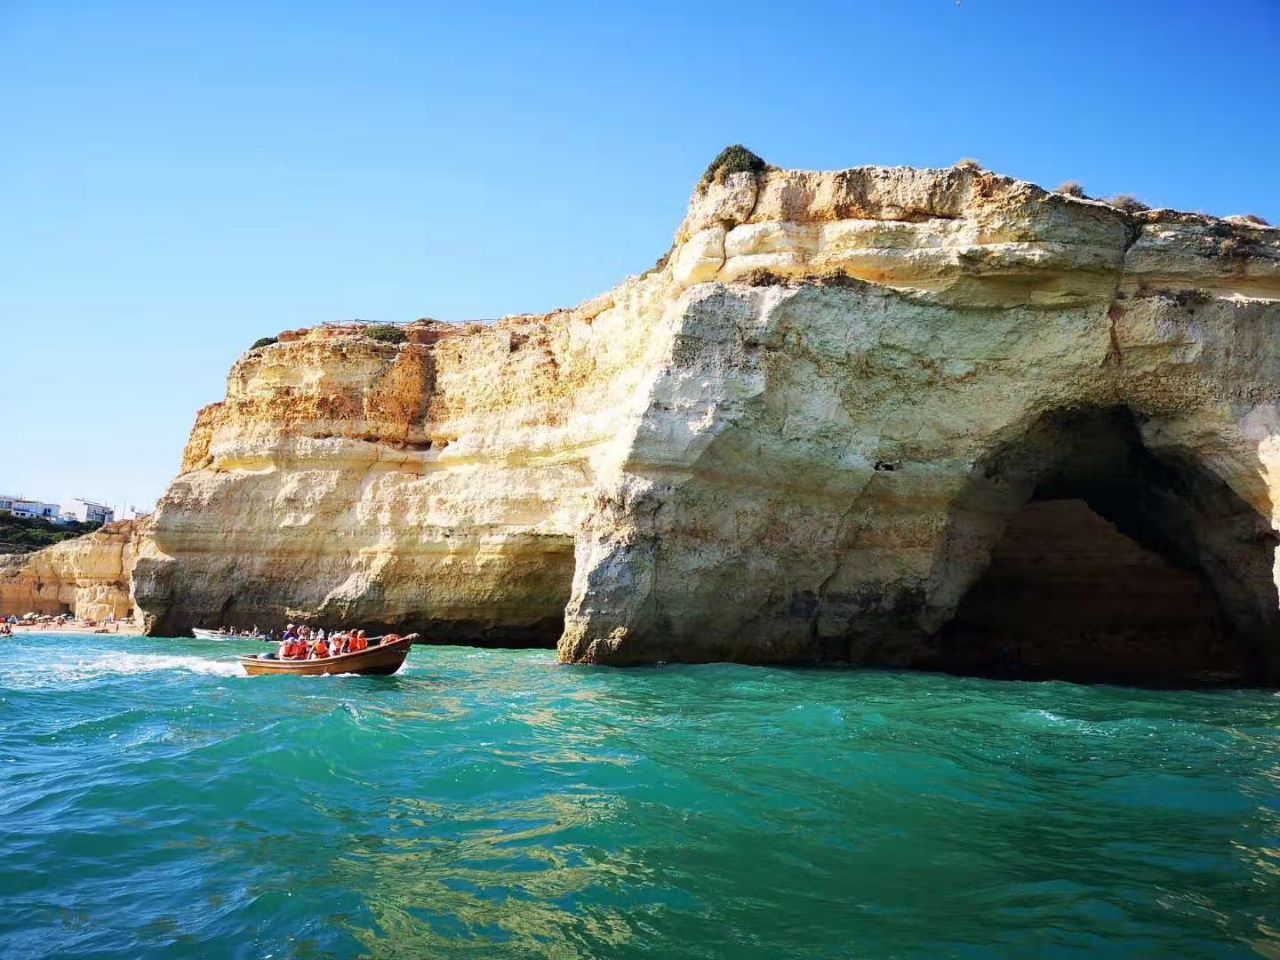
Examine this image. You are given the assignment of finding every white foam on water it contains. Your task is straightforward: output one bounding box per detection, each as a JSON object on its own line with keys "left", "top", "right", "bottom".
{"left": 1017, "top": 708, "right": 1091, "bottom": 731}
{"left": 1024, "top": 709, "right": 1065, "bottom": 723}
{"left": 0, "top": 650, "right": 242, "bottom": 690}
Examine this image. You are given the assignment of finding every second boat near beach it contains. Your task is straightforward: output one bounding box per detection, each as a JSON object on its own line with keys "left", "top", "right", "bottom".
{"left": 192, "top": 627, "right": 267, "bottom": 641}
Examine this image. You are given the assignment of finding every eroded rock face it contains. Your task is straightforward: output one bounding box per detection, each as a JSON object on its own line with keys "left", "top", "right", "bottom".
{"left": 134, "top": 307, "right": 671, "bottom": 640}
{"left": 135, "top": 163, "right": 1280, "bottom": 681}
{"left": 0, "top": 519, "right": 148, "bottom": 623}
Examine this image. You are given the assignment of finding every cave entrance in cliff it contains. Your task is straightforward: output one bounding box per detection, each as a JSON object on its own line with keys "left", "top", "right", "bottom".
{"left": 933, "top": 407, "right": 1278, "bottom": 686}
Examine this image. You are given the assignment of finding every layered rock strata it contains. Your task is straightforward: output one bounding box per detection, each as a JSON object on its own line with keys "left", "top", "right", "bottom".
{"left": 134, "top": 161, "right": 1280, "bottom": 682}
{"left": 0, "top": 519, "right": 148, "bottom": 623}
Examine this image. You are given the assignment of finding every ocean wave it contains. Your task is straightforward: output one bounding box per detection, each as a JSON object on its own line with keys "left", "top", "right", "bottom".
{"left": 0, "top": 650, "right": 242, "bottom": 690}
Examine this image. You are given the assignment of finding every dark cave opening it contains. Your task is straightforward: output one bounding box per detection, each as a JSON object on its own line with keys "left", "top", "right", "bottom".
{"left": 933, "top": 407, "right": 1279, "bottom": 686}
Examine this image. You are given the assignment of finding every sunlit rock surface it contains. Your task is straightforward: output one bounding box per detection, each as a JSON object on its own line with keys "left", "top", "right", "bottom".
{"left": 134, "top": 161, "right": 1280, "bottom": 681}
{"left": 0, "top": 520, "right": 148, "bottom": 623}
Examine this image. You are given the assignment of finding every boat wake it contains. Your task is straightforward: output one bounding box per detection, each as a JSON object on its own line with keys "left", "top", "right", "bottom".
{"left": 0, "top": 650, "right": 241, "bottom": 690}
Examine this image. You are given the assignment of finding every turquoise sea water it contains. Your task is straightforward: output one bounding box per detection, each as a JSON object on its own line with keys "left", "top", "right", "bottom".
{"left": 1, "top": 633, "right": 1279, "bottom": 959}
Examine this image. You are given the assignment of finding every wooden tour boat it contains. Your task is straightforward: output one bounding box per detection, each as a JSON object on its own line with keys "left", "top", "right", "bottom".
{"left": 239, "top": 634, "right": 417, "bottom": 677}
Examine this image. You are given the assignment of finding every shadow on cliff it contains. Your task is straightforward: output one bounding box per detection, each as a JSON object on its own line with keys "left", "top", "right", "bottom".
{"left": 923, "top": 406, "right": 1280, "bottom": 687}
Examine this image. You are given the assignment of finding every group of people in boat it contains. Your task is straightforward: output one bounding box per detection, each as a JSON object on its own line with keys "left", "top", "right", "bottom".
{"left": 276, "top": 623, "right": 379, "bottom": 660}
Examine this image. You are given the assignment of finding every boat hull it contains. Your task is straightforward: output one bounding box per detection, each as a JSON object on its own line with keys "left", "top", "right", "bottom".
{"left": 239, "top": 635, "right": 414, "bottom": 676}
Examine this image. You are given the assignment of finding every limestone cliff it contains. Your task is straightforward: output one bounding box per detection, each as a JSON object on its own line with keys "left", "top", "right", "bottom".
{"left": 134, "top": 158, "right": 1280, "bottom": 683}
{"left": 0, "top": 519, "right": 148, "bottom": 622}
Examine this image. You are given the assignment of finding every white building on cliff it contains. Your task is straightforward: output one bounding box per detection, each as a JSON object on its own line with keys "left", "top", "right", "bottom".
{"left": 61, "top": 499, "right": 115, "bottom": 524}
{"left": 0, "top": 495, "right": 62, "bottom": 521}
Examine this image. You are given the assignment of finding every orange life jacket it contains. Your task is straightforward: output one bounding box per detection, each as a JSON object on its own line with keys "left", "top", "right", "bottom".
{"left": 349, "top": 635, "right": 367, "bottom": 652}
{"left": 313, "top": 640, "right": 330, "bottom": 658}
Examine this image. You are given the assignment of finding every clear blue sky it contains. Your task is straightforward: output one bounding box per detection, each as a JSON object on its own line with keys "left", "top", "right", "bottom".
{"left": 3, "top": 0, "right": 1277, "bottom": 510}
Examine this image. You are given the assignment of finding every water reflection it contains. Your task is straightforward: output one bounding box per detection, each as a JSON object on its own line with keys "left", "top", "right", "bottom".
{"left": 338, "top": 793, "right": 644, "bottom": 958}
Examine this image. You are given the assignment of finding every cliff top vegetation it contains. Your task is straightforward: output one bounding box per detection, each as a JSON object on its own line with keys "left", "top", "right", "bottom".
{"left": 699, "top": 144, "right": 769, "bottom": 189}
{"left": 364, "top": 324, "right": 408, "bottom": 344}
{"left": 0, "top": 515, "right": 102, "bottom": 555}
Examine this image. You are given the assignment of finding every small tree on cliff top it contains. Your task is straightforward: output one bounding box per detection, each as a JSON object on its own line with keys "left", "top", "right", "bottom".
{"left": 365, "top": 324, "right": 408, "bottom": 344}
{"left": 699, "top": 144, "right": 768, "bottom": 189}
{"left": 1107, "top": 194, "right": 1151, "bottom": 213}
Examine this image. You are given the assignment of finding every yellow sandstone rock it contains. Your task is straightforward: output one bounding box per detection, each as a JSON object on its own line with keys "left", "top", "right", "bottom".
{"left": 0, "top": 519, "right": 149, "bottom": 623}
{"left": 125, "top": 160, "right": 1280, "bottom": 682}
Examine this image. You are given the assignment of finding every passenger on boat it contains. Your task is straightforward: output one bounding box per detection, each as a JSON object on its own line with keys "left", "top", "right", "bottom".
{"left": 348, "top": 631, "right": 368, "bottom": 653}
{"left": 310, "top": 637, "right": 331, "bottom": 659}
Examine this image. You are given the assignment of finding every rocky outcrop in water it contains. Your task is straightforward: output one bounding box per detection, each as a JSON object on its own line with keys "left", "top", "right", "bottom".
{"left": 134, "top": 157, "right": 1280, "bottom": 682}
{"left": 0, "top": 519, "right": 148, "bottom": 623}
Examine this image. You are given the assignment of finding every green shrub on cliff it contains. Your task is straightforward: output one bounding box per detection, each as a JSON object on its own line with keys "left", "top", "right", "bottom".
{"left": 365, "top": 324, "right": 408, "bottom": 344}
{"left": 1107, "top": 194, "right": 1150, "bottom": 213}
{"left": 699, "top": 144, "right": 767, "bottom": 189}
{"left": 640, "top": 246, "right": 674, "bottom": 280}
{"left": 250, "top": 336, "right": 278, "bottom": 350}
{"left": 0, "top": 515, "right": 101, "bottom": 555}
